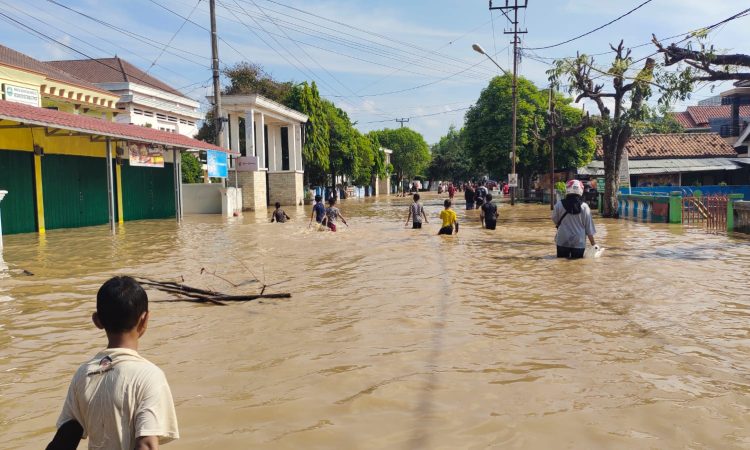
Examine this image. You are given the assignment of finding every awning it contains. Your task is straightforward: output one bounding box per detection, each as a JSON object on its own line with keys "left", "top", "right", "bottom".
{"left": 0, "top": 99, "right": 234, "bottom": 153}
{"left": 578, "top": 158, "right": 742, "bottom": 176}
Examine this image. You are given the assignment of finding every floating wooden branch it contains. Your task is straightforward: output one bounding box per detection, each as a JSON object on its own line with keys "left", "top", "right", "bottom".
{"left": 134, "top": 276, "right": 290, "bottom": 307}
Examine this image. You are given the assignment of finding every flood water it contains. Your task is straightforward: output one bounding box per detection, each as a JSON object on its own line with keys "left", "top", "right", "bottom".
{"left": 2, "top": 193, "right": 750, "bottom": 449}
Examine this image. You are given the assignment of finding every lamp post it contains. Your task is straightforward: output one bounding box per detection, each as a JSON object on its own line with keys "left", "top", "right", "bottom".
{"left": 473, "top": 43, "right": 516, "bottom": 205}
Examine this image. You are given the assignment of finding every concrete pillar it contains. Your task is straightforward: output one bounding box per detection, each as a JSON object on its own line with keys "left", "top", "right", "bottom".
{"left": 246, "top": 109, "right": 255, "bottom": 157}
{"left": 222, "top": 111, "right": 230, "bottom": 152}
{"left": 270, "top": 125, "right": 277, "bottom": 172}
{"left": 0, "top": 190, "right": 6, "bottom": 249}
{"left": 229, "top": 113, "right": 240, "bottom": 154}
{"left": 257, "top": 113, "right": 265, "bottom": 169}
{"left": 291, "top": 123, "right": 297, "bottom": 171}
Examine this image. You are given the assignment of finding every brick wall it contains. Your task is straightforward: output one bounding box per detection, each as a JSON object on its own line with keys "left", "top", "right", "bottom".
{"left": 236, "top": 170, "right": 267, "bottom": 211}
{"left": 268, "top": 171, "right": 303, "bottom": 206}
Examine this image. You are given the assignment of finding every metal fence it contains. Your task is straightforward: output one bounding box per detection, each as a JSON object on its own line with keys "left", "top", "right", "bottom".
{"left": 682, "top": 195, "right": 728, "bottom": 232}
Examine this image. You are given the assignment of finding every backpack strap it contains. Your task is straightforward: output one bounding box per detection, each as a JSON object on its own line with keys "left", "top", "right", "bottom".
{"left": 556, "top": 211, "right": 569, "bottom": 229}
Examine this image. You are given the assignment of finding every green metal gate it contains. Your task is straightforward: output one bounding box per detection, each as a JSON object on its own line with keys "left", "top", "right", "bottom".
{"left": 0, "top": 150, "right": 36, "bottom": 234}
{"left": 42, "top": 154, "right": 109, "bottom": 230}
{"left": 120, "top": 163, "right": 175, "bottom": 221}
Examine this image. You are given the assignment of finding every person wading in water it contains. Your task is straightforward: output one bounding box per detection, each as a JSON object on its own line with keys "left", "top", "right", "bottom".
{"left": 551, "top": 180, "right": 596, "bottom": 259}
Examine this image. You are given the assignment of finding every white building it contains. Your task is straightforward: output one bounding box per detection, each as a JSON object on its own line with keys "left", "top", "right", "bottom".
{"left": 46, "top": 58, "right": 201, "bottom": 137}
{"left": 209, "top": 94, "right": 308, "bottom": 210}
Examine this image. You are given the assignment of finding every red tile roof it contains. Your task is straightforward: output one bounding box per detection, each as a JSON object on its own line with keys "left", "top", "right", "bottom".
{"left": 672, "top": 105, "right": 750, "bottom": 128}
{"left": 46, "top": 58, "right": 185, "bottom": 97}
{"left": 673, "top": 111, "right": 696, "bottom": 128}
{"left": 0, "top": 44, "right": 113, "bottom": 96}
{"left": 0, "top": 100, "right": 230, "bottom": 153}
{"left": 596, "top": 133, "right": 738, "bottom": 160}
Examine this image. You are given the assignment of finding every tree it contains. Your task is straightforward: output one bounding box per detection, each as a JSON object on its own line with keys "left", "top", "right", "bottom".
{"left": 369, "top": 128, "right": 430, "bottom": 190}
{"left": 286, "top": 82, "right": 330, "bottom": 185}
{"left": 223, "top": 62, "right": 293, "bottom": 103}
{"left": 427, "top": 126, "right": 473, "bottom": 183}
{"left": 549, "top": 41, "right": 655, "bottom": 217}
{"left": 181, "top": 152, "right": 203, "bottom": 183}
{"left": 324, "top": 100, "right": 357, "bottom": 186}
{"left": 465, "top": 75, "right": 595, "bottom": 186}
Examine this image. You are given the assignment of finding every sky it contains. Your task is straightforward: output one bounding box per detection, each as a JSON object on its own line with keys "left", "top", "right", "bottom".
{"left": 0, "top": 0, "right": 748, "bottom": 144}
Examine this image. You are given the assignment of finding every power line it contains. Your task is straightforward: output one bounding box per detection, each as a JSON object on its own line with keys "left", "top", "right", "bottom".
{"left": 362, "top": 106, "right": 472, "bottom": 124}
{"left": 0, "top": 10, "right": 205, "bottom": 99}
{"left": 217, "top": 1, "right": 495, "bottom": 81}
{"left": 524, "top": 0, "right": 654, "bottom": 51}
{"left": 248, "top": 0, "right": 495, "bottom": 77}
{"left": 146, "top": 0, "right": 203, "bottom": 74}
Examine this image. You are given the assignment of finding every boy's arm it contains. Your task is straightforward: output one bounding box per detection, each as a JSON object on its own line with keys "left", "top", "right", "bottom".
{"left": 285, "top": 212, "right": 291, "bottom": 220}
{"left": 46, "top": 420, "right": 83, "bottom": 450}
{"left": 339, "top": 212, "right": 348, "bottom": 225}
{"left": 135, "top": 436, "right": 159, "bottom": 450}
{"left": 422, "top": 208, "right": 429, "bottom": 223}
{"left": 405, "top": 208, "right": 412, "bottom": 225}
{"left": 454, "top": 219, "right": 459, "bottom": 233}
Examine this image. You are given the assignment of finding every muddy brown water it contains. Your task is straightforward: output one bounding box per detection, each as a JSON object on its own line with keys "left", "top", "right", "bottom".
{"left": 2, "top": 194, "right": 750, "bottom": 449}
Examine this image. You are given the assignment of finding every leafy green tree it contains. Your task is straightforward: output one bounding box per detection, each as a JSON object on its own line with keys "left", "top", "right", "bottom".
{"left": 549, "top": 41, "right": 656, "bottom": 217}
{"left": 223, "top": 62, "right": 293, "bottom": 103}
{"left": 464, "top": 74, "right": 543, "bottom": 180}
{"left": 286, "top": 82, "right": 330, "bottom": 185}
{"left": 370, "top": 128, "right": 430, "bottom": 189}
{"left": 181, "top": 152, "right": 203, "bottom": 183}
{"left": 427, "top": 126, "right": 473, "bottom": 183}
{"left": 635, "top": 105, "right": 684, "bottom": 134}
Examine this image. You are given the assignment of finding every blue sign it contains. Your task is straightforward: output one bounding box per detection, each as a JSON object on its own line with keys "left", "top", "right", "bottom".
{"left": 207, "top": 150, "right": 228, "bottom": 178}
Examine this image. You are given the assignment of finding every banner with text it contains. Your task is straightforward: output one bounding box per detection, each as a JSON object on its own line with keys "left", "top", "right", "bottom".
{"left": 128, "top": 143, "right": 164, "bottom": 168}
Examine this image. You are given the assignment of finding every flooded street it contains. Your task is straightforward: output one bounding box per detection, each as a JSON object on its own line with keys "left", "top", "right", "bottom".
{"left": 2, "top": 194, "right": 750, "bottom": 449}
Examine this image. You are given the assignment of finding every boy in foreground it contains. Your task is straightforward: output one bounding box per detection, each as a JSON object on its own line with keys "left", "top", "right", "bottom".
{"left": 438, "top": 199, "right": 459, "bottom": 235}
{"left": 271, "top": 202, "right": 291, "bottom": 223}
{"left": 480, "top": 193, "right": 499, "bottom": 230}
{"left": 405, "top": 193, "right": 429, "bottom": 229}
{"left": 48, "top": 276, "right": 178, "bottom": 450}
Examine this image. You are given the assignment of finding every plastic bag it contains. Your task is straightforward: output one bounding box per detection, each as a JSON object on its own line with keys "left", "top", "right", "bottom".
{"left": 584, "top": 245, "right": 605, "bottom": 259}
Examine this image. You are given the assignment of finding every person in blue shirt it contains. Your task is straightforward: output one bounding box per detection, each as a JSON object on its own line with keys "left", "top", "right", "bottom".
{"left": 309, "top": 195, "right": 326, "bottom": 228}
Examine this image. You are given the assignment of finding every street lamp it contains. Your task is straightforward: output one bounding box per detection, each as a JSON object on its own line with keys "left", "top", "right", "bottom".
{"left": 473, "top": 43, "right": 516, "bottom": 205}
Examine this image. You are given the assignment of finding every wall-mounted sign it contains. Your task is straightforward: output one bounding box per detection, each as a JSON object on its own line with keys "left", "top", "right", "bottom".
{"left": 618, "top": 148, "right": 630, "bottom": 188}
{"left": 2, "top": 84, "right": 40, "bottom": 107}
{"left": 128, "top": 143, "right": 164, "bottom": 168}
{"left": 236, "top": 155, "right": 258, "bottom": 172}
{"left": 507, "top": 173, "right": 518, "bottom": 188}
{"left": 207, "top": 150, "right": 228, "bottom": 178}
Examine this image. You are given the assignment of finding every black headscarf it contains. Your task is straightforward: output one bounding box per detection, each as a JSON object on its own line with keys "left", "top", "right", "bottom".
{"left": 562, "top": 194, "right": 583, "bottom": 214}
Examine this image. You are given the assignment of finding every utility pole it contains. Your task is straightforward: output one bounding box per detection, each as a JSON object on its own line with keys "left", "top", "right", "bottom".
{"left": 548, "top": 85, "right": 555, "bottom": 210}
{"left": 396, "top": 118, "right": 410, "bottom": 128}
{"left": 209, "top": 0, "right": 224, "bottom": 149}
{"left": 490, "top": 0, "right": 527, "bottom": 206}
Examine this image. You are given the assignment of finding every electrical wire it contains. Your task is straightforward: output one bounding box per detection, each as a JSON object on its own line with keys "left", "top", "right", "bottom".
{"left": 524, "top": 0, "right": 654, "bottom": 51}
{"left": 145, "top": 0, "right": 203, "bottom": 74}
{"left": 362, "top": 106, "right": 472, "bottom": 124}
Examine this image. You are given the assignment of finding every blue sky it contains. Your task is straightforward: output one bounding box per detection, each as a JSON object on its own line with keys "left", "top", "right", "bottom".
{"left": 0, "top": 0, "right": 747, "bottom": 143}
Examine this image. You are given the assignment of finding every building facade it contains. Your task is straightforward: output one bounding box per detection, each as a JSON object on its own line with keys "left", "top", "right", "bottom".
{"left": 210, "top": 94, "right": 308, "bottom": 210}
{"left": 46, "top": 58, "right": 201, "bottom": 137}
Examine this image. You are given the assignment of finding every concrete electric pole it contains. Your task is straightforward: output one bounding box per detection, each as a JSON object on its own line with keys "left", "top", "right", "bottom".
{"left": 209, "top": 0, "right": 224, "bottom": 149}
{"left": 490, "top": 0, "right": 527, "bottom": 206}
{"left": 396, "top": 118, "right": 410, "bottom": 128}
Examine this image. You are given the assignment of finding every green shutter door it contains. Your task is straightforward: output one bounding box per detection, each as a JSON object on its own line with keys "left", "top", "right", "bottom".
{"left": 0, "top": 150, "right": 36, "bottom": 234}
{"left": 42, "top": 155, "right": 109, "bottom": 230}
{"left": 120, "top": 163, "right": 175, "bottom": 221}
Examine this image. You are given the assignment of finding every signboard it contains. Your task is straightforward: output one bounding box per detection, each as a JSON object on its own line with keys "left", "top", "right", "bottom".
{"left": 2, "top": 84, "right": 40, "bottom": 107}
{"left": 128, "top": 143, "right": 164, "bottom": 167}
{"left": 207, "top": 150, "right": 228, "bottom": 178}
{"left": 507, "top": 173, "right": 518, "bottom": 188}
{"left": 236, "top": 155, "right": 258, "bottom": 172}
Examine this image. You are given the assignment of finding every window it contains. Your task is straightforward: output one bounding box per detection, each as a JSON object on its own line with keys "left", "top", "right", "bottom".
{"left": 143, "top": 111, "right": 153, "bottom": 117}
{"left": 179, "top": 119, "right": 187, "bottom": 124}
{"left": 167, "top": 116, "right": 177, "bottom": 123}
{"left": 187, "top": 121, "right": 195, "bottom": 126}
{"left": 281, "top": 126, "right": 290, "bottom": 171}
{"left": 156, "top": 113, "right": 167, "bottom": 120}
{"left": 133, "top": 108, "right": 143, "bottom": 115}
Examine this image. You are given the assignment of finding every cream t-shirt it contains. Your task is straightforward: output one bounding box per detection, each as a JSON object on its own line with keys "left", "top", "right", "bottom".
{"left": 57, "top": 348, "right": 179, "bottom": 449}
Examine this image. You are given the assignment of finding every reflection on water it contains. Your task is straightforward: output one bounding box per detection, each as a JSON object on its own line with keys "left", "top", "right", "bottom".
{"left": 2, "top": 194, "right": 750, "bottom": 449}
